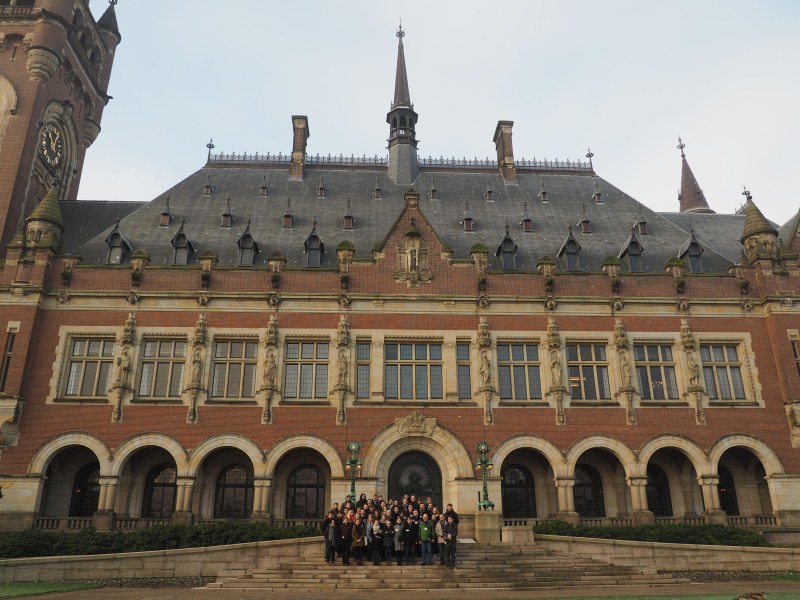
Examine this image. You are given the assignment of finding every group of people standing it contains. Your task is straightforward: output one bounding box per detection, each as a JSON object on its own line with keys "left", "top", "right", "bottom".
{"left": 320, "top": 493, "right": 460, "bottom": 570}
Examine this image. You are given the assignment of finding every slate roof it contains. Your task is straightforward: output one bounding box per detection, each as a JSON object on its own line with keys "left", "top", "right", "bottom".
{"left": 69, "top": 163, "right": 749, "bottom": 273}
{"left": 60, "top": 200, "right": 145, "bottom": 254}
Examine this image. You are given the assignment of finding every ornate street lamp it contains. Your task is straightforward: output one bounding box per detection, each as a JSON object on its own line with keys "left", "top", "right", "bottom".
{"left": 475, "top": 441, "right": 495, "bottom": 511}
{"left": 344, "top": 441, "right": 362, "bottom": 499}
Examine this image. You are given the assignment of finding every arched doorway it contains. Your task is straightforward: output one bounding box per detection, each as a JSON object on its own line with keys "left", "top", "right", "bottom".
{"left": 70, "top": 462, "right": 100, "bottom": 517}
{"left": 286, "top": 464, "right": 325, "bottom": 519}
{"left": 213, "top": 464, "right": 253, "bottom": 519}
{"left": 574, "top": 463, "right": 605, "bottom": 518}
{"left": 501, "top": 464, "right": 536, "bottom": 518}
{"left": 142, "top": 463, "right": 177, "bottom": 518}
{"left": 387, "top": 451, "right": 442, "bottom": 507}
{"left": 645, "top": 464, "right": 673, "bottom": 517}
{"left": 718, "top": 464, "right": 739, "bottom": 516}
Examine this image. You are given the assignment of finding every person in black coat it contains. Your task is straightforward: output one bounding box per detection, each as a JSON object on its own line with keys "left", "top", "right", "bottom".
{"left": 338, "top": 518, "right": 354, "bottom": 566}
{"left": 401, "top": 515, "right": 418, "bottom": 565}
{"left": 442, "top": 514, "right": 458, "bottom": 570}
{"left": 443, "top": 503, "right": 460, "bottom": 525}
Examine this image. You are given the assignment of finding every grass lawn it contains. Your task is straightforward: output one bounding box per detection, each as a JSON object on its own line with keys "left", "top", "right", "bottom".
{"left": 533, "top": 597, "right": 797, "bottom": 600}
{"left": 0, "top": 582, "right": 100, "bottom": 598}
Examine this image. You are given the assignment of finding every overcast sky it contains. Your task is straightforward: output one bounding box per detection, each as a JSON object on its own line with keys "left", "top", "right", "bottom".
{"left": 78, "top": 0, "right": 800, "bottom": 226}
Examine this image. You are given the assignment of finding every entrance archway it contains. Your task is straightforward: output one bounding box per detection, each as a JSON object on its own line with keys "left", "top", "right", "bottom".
{"left": 387, "top": 451, "right": 442, "bottom": 508}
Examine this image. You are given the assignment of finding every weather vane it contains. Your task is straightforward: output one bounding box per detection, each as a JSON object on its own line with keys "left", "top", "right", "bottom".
{"left": 397, "top": 20, "right": 405, "bottom": 39}
{"left": 741, "top": 185, "right": 751, "bottom": 201}
{"left": 677, "top": 136, "right": 686, "bottom": 157}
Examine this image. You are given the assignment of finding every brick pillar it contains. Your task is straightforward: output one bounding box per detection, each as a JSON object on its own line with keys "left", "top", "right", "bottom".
{"left": 493, "top": 120, "right": 517, "bottom": 182}
{"left": 289, "top": 115, "right": 309, "bottom": 180}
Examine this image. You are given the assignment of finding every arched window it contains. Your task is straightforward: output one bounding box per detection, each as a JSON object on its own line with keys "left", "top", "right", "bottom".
{"left": 107, "top": 232, "right": 123, "bottom": 264}
{"left": 69, "top": 462, "right": 100, "bottom": 517}
{"left": 501, "top": 464, "right": 536, "bottom": 518}
{"left": 286, "top": 465, "right": 325, "bottom": 519}
{"left": 307, "top": 235, "right": 321, "bottom": 267}
{"left": 645, "top": 464, "right": 673, "bottom": 517}
{"left": 717, "top": 464, "right": 739, "bottom": 516}
{"left": 214, "top": 464, "right": 253, "bottom": 519}
{"left": 573, "top": 463, "right": 605, "bottom": 518}
{"left": 142, "top": 464, "right": 177, "bottom": 518}
{"left": 501, "top": 238, "right": 515, "bottom": 270}
{"left": 239, "top": 234, "right": 255, "bottom": 267}
{"left": 565, "top": 240, "right": 580, "bottom": 271}
{"left": 173, "top": 233, "right": 189, "bottom": 265}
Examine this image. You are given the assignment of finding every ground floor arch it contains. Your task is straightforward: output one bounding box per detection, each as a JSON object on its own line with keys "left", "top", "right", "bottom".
{"left": 387, "top": 450, "right": 443, "bottom": 508}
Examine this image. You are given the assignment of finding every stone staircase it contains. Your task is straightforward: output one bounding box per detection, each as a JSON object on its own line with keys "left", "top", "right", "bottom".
{"left": 200, "top": 542, "right": 687, "bottom": 592}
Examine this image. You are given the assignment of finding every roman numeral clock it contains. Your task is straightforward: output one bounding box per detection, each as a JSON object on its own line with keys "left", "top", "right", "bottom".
{"left": 39, "top": 122, "right": 64, "bottom": 169}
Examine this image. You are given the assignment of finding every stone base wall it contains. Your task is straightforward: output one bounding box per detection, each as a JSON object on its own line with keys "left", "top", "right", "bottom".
{"left": 0, "top": 536, "right": 324, "bottom": 583}
{"left": 536, "top": 534, "right": 800, "bottom": 572}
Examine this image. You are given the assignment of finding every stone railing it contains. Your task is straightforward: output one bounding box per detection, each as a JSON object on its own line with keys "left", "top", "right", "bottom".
{"left": 272, "top": 518, "right": 324, "bottom": 529}
{"left": 114, "top": 517, "right": 171, "bottom": 530}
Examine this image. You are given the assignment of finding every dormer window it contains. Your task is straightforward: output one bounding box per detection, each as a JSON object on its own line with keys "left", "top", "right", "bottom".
{"left": 306, "top": 235, "right": 323, "bottom": 267}
{"left": 496, "top": 229, "right": 517, "bottom": 270}
{"left": 462, "top": 217, "right": 474, "bottom": 232}
{"left": 239, "top": 233, "right": 256, "bottom": 266}
{"left": 173, "top": 233, "right": 190, "bottom": 265}
{"left": 484, "top": 180, "right": 494, "bottom": 202}
{"left": 521, "top": 218, "right": 532, "bottom": 233}
{"left": 343, "top": 215, "right": 354, "bottom": 230}
{"left": 160, "top": 196, "right": 172, "bottom": 227}
{"left": 317, "top": 177, "right": 326, "bottom": 198}
{"left": 222, "top": 197, "right": 233, "bottom": 228}
{"left": 373, "top": 179, "right": 382, "bottom": 199}
{"left": 579, "top": 219, "right": 591, "bottom": 234}
{"left": 259, "top": 175, "right": 268, "bottom": 197}
{"left": 105, "top": 223, "right": 130, "bottom": 265}
{"left": 625, "top": 240, "right": 643, "bottom": 272}
{"left": 108, "top": 232, "right": 123, "bottom": 264}
{"left": 429, "top": 178, "right": 438, "bottom": 200}
{"left": 565, "top": 240, "right": 580, "bottom": 270}
{"left": 283, "top": 214, "right": 293, "bottom": 229}
{"left": 687, "top": 242, "right": 702, "bottom": 273}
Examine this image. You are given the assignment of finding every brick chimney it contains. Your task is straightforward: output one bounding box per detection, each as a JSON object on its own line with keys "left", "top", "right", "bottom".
{"left": 493, "top": 121, "right": 517, "bottom": 182}
{"left": 289, "top": 115, "right": 309, "bottom": 180}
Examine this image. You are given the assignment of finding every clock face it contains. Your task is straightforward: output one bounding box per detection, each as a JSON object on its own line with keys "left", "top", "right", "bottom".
{"left": 40, "top": 122, "right": 64, "bottom": 168}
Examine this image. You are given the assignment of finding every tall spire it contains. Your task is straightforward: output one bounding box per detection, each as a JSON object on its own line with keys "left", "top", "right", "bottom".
{"left": 392, "top": 23, "right": 411, "bottom": 108}
{"left": 677, "top": 137, "right": 714, "bottom": 214}
{"left": 386, "top": 22, "right": 419, "bottom": 185}
{"left": 98, "top": 0, "right": 121, "bottom": 43}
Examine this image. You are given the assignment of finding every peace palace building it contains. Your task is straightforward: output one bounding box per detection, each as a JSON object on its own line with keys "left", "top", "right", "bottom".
{"left": 0, "top": 1, "right": 799, "bottom": 537}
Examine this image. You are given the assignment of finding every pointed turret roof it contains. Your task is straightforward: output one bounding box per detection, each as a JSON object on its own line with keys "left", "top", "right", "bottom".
{"left": 392, "top": 25, "right": 411, "bottom": 108}
{"left": 97, "top": 1, "right": 121, "bottom": 42}
{"left": 677, "top": 138, "right": 714, "bottom": 214}
{"left": 28, "top": 185, "right": 64, "bottom": 230}
{"left": 740, "top": 193, "right": 777, "bottom": 244}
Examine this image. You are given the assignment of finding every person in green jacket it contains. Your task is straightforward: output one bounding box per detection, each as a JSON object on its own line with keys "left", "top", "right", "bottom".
{"left": 418, "top": 512, "right": 434, "bottom": 565}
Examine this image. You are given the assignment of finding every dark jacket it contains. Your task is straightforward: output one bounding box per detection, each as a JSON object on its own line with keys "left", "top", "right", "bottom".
{"left": 444, "top": 509, "right": 460, "bottom": 525}
{"left": 443, "top": 521, "right": 458, "bottom": 543}
{"left": 339, "top": 520, "right": 354, "bottom": 543}
{"left": 401, "top": 522, "right": 418, "bottom": 546}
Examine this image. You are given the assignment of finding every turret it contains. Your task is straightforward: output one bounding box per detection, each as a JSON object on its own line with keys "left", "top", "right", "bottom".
{"left": 677, "top": 138, "right": 714, "bottom": 214}
{"left": 386, "top": 24, "right": 419, "bottom": 185}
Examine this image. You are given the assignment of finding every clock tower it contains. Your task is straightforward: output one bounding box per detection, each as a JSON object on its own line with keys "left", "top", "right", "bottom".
{"left": 0, "top": 0, "right": 120, "bottom": 252}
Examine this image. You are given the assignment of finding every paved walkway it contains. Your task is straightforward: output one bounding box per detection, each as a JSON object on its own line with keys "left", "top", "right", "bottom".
{"left": 37, "top": 580, "right": 800, "bottom": 600}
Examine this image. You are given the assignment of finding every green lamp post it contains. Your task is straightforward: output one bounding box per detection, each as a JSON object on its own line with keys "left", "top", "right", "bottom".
{"left": 344, "top": 441, "right": 362, "bottom": 499}
{"left": 475, "top": 441, "right": 495, "bottom": 511}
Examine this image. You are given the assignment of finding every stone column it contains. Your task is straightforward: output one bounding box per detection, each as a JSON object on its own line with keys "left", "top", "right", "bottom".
{"left": 698, "top": 474, "right": 727, "bottom": 524}
{"left": 93, "top": 476, "right": 119, "bottom": 531}
{"left": 627, "top": 476, "right": 655, "bottom": 524}
{"left": 253, "top": 478, "right": 272, "bottom": 520}
{"left": 172, "top": 477, "right": 195, "bottom": 525}
{"left": 555, "top": 477, "right": 579, "bottom": 524}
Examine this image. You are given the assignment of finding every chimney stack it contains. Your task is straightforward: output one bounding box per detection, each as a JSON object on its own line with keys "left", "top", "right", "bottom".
{"left": 289, "top": 116, "right": 310, "bottom": 180}
{"left": 493, "top": 121, "right": 517, "bottom": 182}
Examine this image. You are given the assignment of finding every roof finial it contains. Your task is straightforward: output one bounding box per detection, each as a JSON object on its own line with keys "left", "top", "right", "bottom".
{"left": 523, "top": 201, "right": 529, "bottom": 219}
{"left": 585, "top": 147, "right": 594, "bottom": 170}
{"left": 206, "top": 137, "right": 215, "bottom": 161}
{"left": 346, "top": 197, "right": 352, "bottom": 215}
{"left": 742, "top": 185, "right": 752, "bottom": 202}
{"left": 677, "top": 136, "right": 686, "bottom": 158}
{"left": 109, "top": 0, "right": 118, "bottom": 6}
{"left": 397, "top": 20, "right": 405, "bottom": 40}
